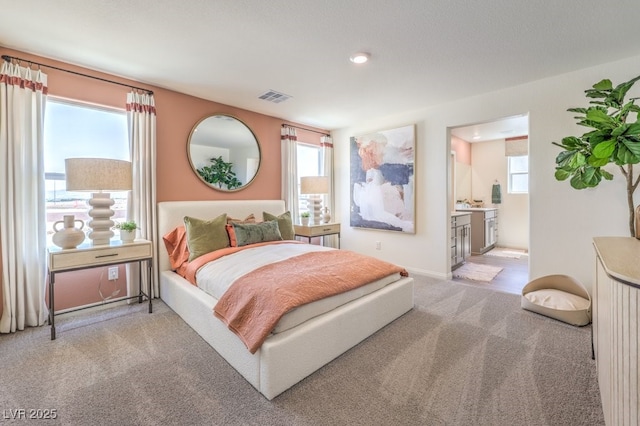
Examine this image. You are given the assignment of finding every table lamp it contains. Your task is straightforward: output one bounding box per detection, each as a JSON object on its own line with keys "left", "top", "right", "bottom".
{"left": 300, "top": 176, "right": 329, "bottom": 224}
{"left": 65, "top": 158, "right": 132, "bottom": 245}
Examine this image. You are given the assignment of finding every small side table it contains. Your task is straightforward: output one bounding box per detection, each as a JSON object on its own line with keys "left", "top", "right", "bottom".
{"left": 294, "top": 223, "right": 341, "bottom": 248}
{"left": 47, "top": 239, "right": 153, "bottom": 340}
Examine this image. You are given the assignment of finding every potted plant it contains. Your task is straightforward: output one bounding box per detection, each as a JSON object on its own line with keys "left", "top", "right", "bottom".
{"left": 196, "top": 156, "right": 243, "bottom": 190}
{"left": 300, "top": 211, "right": 310, "bottom": 226}
{"left": 553, "top": 74, "right": 640, "bottom": 236}
{"left": 114, "top": 220, "right": 138, "bottom": 243}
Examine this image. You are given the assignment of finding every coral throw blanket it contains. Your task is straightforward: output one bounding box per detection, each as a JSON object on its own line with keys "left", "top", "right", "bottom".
{"left": 214, "top": 249, "right": 408, "bottom": 354}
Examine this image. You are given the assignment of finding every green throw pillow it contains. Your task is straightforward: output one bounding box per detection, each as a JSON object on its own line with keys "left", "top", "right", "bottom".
{"left": 184, "top": 214, "right": 229, "bottom": 261}
{"left": 263, "top": 211, "right": 295, "bottom": 240}
{"left": 232, "top": 220, "right": 283, "bottom": 246}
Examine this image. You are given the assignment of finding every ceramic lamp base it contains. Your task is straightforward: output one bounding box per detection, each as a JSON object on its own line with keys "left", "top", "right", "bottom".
{"left": 87, "top": 192, "right": 115, "bottom": 245}
{"left": 307, "top": 196, "right": 323, "bottom": 224}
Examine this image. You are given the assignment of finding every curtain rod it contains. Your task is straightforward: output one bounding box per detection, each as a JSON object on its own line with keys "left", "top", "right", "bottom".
{"left": 282, "top": 123, "right": 330, "bottom": 136}
{"left": 1, "top": 54, "right": 154, "bottom": 95}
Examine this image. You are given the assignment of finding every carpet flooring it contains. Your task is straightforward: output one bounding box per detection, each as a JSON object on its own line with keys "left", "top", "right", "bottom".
{"left": 0, "top": 275, "right": 603, "bottom": 425}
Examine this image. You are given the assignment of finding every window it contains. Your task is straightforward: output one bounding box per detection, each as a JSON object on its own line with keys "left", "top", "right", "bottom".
{"left": 296, "top": 143, "right": 322, "bottom": 213}
{"left": 44, "top": 98, "right": 129, "bottom": 243}
{"left": 508, "top": 155, "right": 529, "bottom": 194}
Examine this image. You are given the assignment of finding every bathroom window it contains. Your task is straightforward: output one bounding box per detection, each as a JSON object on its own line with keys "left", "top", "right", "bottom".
{"left": 44, "top": 98, "right": 129, "bottom": 243}
{"left": 508, "top": 155, "right": 529, "bottom": 194}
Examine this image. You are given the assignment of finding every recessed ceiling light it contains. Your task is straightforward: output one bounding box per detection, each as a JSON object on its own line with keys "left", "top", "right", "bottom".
{"left": 349, "top": 52, "right": 370, "bottom": 64}
{"left": 472, "top": 135, "right": 481, "bottom": 140}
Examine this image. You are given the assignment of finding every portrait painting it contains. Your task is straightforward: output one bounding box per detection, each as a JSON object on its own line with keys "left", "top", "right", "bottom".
{"left": 350, "top": 124, "right": 415, "bottom": 233}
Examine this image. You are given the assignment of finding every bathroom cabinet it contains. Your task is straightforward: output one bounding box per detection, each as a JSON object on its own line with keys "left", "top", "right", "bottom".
{"left": 456, "top": 208, "right": 498, "bottom": 254}
{"left": 451, "top": 212, "right": 471, "bottom": 270}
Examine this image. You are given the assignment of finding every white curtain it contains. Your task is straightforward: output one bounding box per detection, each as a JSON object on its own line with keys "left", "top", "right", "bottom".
{"left": 321, "top": 135, "right": 338, "bottom": 248}
{"left": 281, "top": 126, "right": 299, "bottom": 217}
{"left": 0, "top": 61, "right": 49, "bottom": 333}
{"left": 125, "top": 91, "right": 158, "bottom": 299}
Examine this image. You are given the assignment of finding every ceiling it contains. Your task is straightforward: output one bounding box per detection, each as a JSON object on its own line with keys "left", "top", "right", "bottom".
{"left": 450, "top": 114, "right": 529, "bottom": 143}
{"left": 2, "top": 1, "right": 639, "bottom": 131}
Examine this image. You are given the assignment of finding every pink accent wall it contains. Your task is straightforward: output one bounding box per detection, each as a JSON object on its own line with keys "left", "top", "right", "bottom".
{"left": 451, "top": 136, "right": 471, "bottom": 165}
{"left": 0, "top": 46, "right": 328, "bottom": 315}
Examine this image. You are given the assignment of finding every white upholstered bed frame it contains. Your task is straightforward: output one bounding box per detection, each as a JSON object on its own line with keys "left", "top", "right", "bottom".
{"left": 157, "top": 200, "right": 414, "bottom": 400}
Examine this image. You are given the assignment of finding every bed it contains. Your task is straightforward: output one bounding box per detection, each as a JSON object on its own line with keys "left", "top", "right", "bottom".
{"left": 157, "top": 200, "right": 414, "bottom": 400}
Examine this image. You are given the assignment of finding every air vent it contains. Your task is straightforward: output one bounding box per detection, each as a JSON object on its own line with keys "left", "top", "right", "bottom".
{"left": 258, "top": 90, "right": 292, "bottom": 104}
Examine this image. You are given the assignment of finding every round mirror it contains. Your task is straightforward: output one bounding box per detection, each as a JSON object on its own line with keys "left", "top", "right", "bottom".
{"left": 187, "top": 114, "right": 261, "bottom": 191}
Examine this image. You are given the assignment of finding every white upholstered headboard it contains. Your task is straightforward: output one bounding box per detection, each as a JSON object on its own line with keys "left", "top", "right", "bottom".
{"left": 156, "top": 200, "right": 286, "bottom": 272}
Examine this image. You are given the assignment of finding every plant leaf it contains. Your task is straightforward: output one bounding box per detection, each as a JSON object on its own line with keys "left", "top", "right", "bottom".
{"left": 592, "top": 79, "right": 613, "bottom": 91}
{"left": 582, "top": 167, "right": 599, "bottom": 186}
{"left": 601, "top": 169, "right": 614, "bottom": 180}
{"left": 585, "top": 90, "right": 608, "bottom": 99}
{"left": 588, "top": 131, "right": 608, "bottom": 146}
{"left": 592, "top": 140, "right": 616, "bottom": 158}
{"left": 555, "top": 150, "right": 574, "bottom": 166}
{"left": 561, "top": 136, "right": 582, "bottom": 148}
{"left": 620, "top": 137, "right": 640, "bottom": 157}
{"left": 610, "top": 75, "right": 640, "bottom": 106}
{"left": 625, "top": 122, "right": 640, "bottom": 136}
{"left": 554, "top": 168, "right": 571, "bottom": 181}
{"left": 612, "top": 124, "right": 629, "bottom": 137}
{"left": 586, "top": 108, "right": 615, "bottom": 126}
{"left": 588, "top": 156, "right": 610, "bottom": 167}
{"left": 568, "top": 152, "right": 586, "bottom": 168}
{"left": 570, "top": 173, "right": 588, "bottom": 189}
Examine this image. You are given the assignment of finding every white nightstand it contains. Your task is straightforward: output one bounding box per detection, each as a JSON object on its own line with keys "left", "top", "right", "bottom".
{"left": 47, "top": 239, "right": 153, "bottom": 340}
{"left": 294, "top": 223, "right": 341, "bottom": 248}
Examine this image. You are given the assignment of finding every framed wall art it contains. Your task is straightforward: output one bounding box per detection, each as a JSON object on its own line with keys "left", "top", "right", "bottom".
{"left": 350, "top": 124, "right": 415, "bottom": 233}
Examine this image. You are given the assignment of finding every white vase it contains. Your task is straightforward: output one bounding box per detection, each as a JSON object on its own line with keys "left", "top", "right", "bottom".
{"left": 321, "top": 207, "right": 331, "bottom": 224}
{"left": 52, "top": 215, "right": 85, "bottom": 249}
{"left": 120, "top": 229, "right": 136, "bottom": 243}
{"left": 301, "top": 217, "right": 309, "bottom": 226}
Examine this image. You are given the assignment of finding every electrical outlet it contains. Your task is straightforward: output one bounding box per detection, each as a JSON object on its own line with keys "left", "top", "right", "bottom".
{"left": 375, "top": 241, "right": 381, "bottom": 250}
{"left": 108, "top": 267, "right": 118, "bottom": 281}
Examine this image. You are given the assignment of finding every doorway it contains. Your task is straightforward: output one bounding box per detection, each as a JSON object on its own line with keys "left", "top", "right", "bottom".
{"left": 448, "top": 114, "right": 530, "bottom": 294}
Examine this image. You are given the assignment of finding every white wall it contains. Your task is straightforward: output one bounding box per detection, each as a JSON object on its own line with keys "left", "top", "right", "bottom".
{"left": 454, "top": 160, "right": 471, "bottom": 201}
{"left": 332, "top": 53, "right": 640, "bottom": 292}
{"left": 471, "top": 139, "right": 529, "bottom": 250}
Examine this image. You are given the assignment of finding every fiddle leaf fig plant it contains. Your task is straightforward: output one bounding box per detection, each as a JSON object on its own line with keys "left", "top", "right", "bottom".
{"left": 197, "top": 156, "right": 243, "bottom": 190}
{"left": 553, "top": 75, "right": 640, "bottom": 236}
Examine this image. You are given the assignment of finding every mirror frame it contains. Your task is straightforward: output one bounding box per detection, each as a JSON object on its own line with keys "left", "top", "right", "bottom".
{"left": 187, "top": 114, "right": 261, "bottom": 192}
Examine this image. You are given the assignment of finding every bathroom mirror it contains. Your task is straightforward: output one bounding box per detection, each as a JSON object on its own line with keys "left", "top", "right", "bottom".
{"left": 188, "top": 114, "right": 261, "bottom": 191}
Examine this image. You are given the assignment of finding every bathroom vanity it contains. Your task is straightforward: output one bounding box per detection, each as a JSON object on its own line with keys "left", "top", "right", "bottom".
{"left": 455, "top": 208, "right": 498, "bottom": 255}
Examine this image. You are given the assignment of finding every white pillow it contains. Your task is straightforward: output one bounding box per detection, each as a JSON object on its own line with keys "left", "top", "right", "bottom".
{"left": 524, "top": 289, "right": 590, "bottom": 311}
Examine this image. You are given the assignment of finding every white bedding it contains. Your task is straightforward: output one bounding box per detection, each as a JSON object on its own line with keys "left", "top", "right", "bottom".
{"left": 196, "top": 242, "right": 400, "bottom": 334}
{"left": 196, "top": 243, "right": 333, "bottom": 298}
